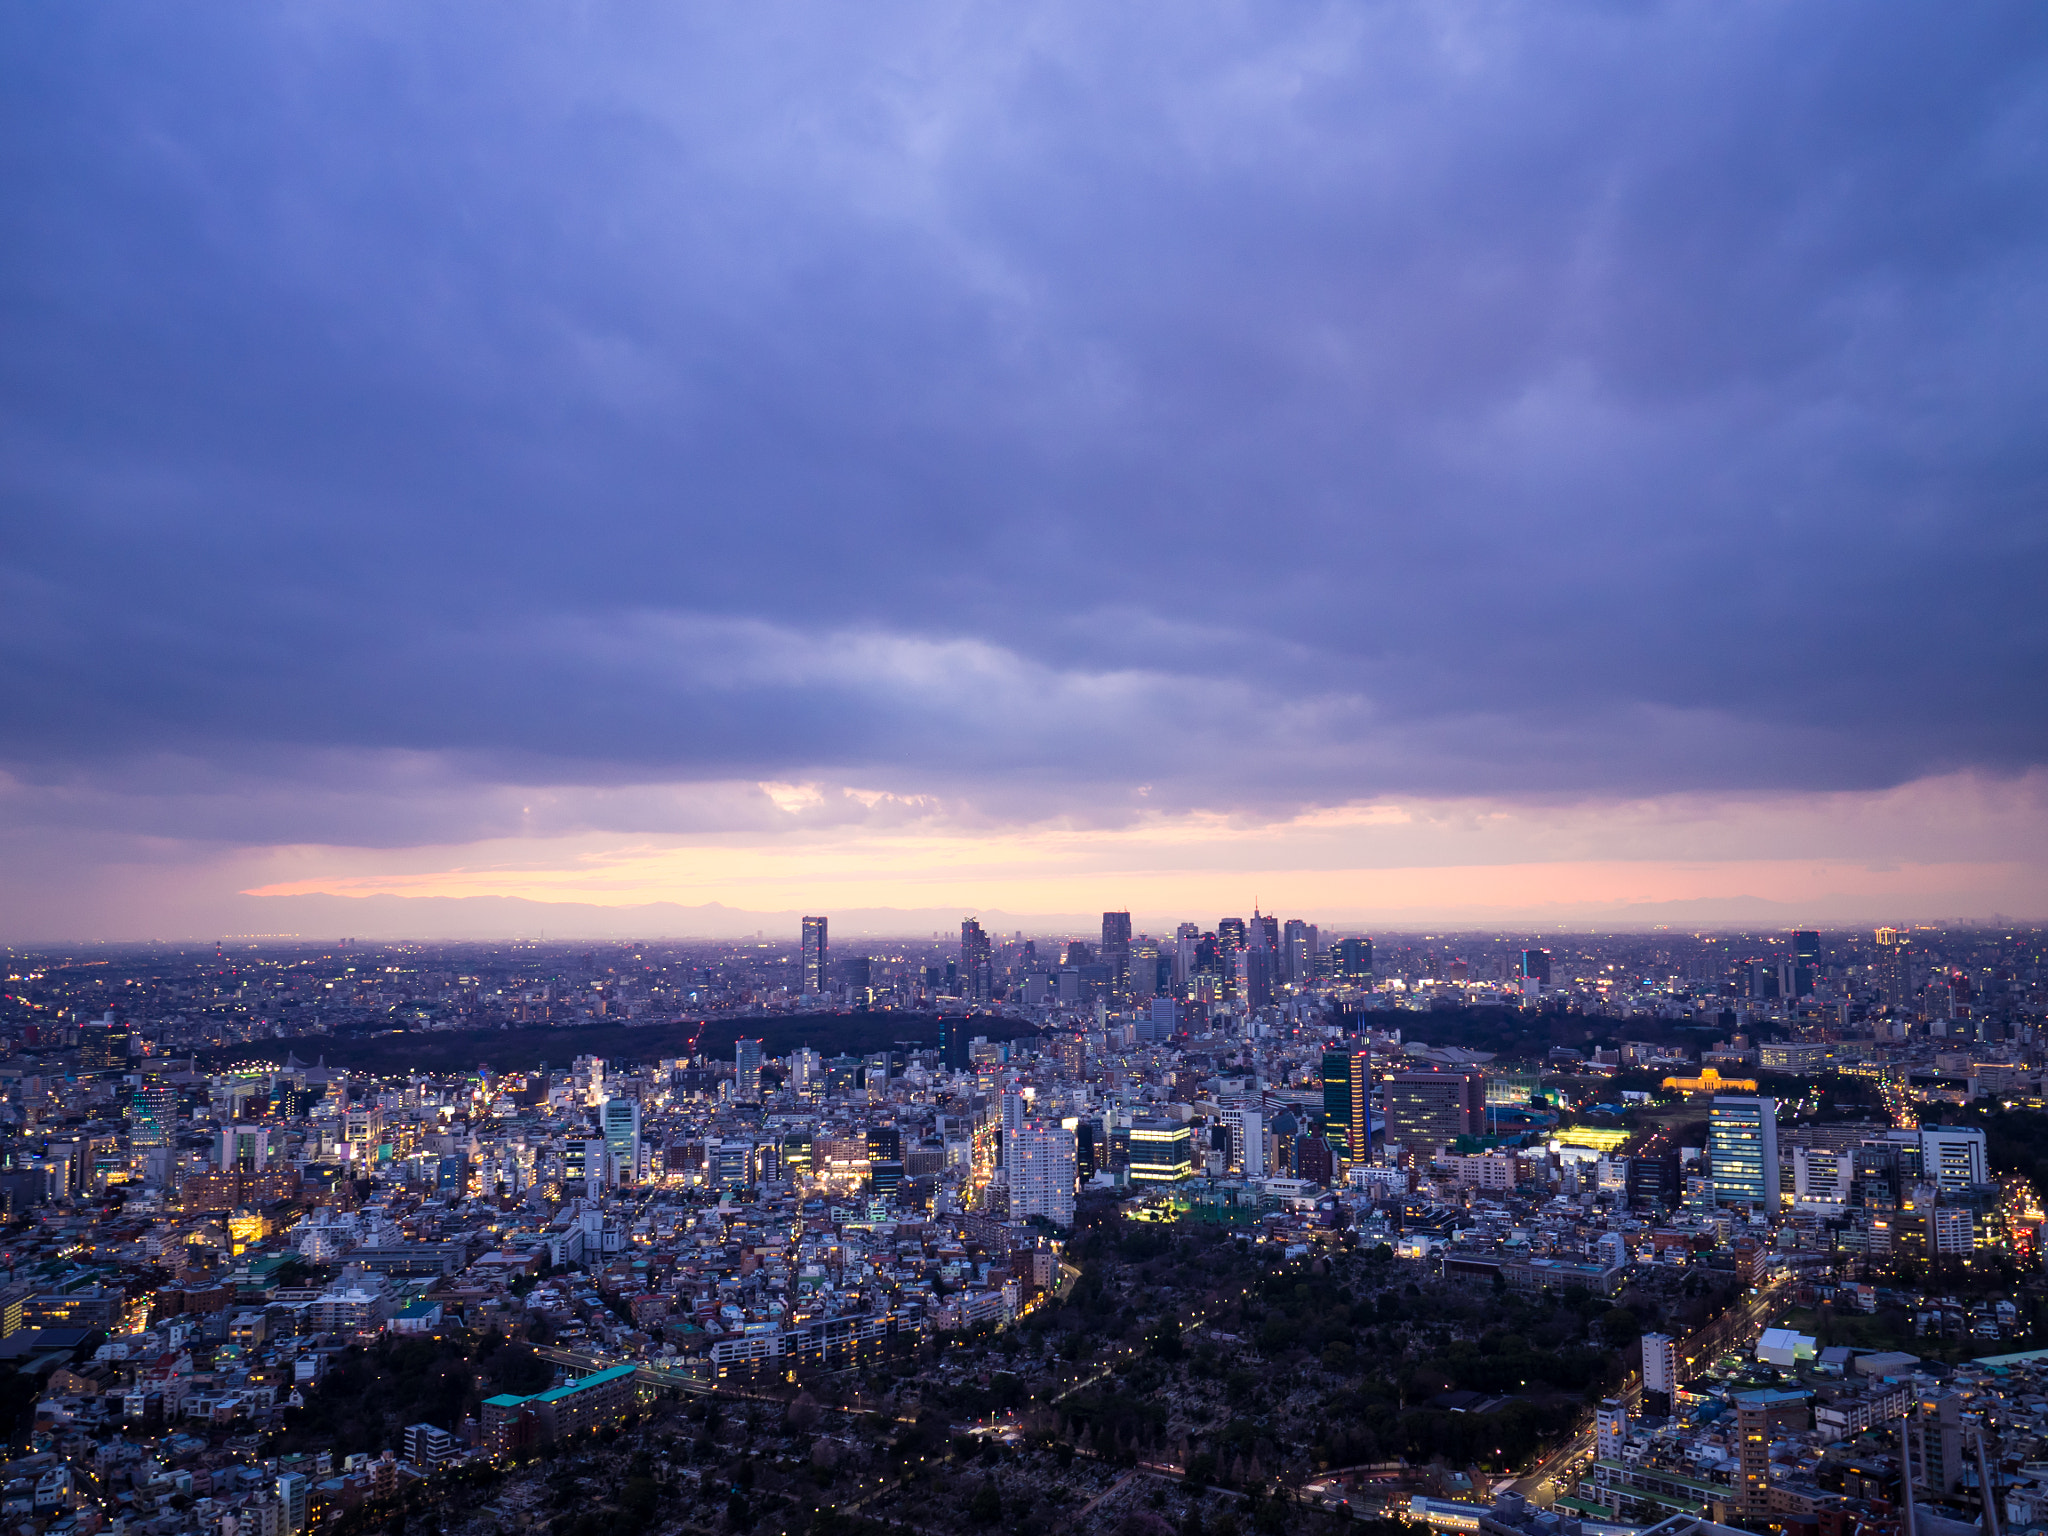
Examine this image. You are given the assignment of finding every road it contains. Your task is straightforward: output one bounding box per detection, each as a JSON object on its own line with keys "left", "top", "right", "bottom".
{"left": 1513, "top": 1270, "right": 1792, "bottom": 1504}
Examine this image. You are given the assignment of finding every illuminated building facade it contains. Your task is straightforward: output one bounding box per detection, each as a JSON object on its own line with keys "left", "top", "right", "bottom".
{"left": 1127, "top": 1120, "right": 1193, "bottom": 1182}
{"left": 1707, "top": 1096, "right": 1780, "bottom": 1209}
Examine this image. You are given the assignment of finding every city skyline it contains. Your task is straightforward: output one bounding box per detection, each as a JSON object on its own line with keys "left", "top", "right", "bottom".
{"left": 7, "top": 9, "right": 2048, "bottom": 1530}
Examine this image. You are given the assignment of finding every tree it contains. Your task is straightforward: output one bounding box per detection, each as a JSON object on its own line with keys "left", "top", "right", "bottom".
{"left": 970, "top": 1480, "right": 1004, "bottom": 1527}
{"left": 787, "top": 1392, "right": 822, "bottom": 1433}
{"left": 1599, "top": 1309, "right": 1640, "bottom": 1349}
{"left": 1148, "top": 1318, "right": 1184, "bottom": 1360}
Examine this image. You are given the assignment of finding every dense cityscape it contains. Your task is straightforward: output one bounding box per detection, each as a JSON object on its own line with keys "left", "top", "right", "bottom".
{"left": 0, "top": 918, "right": 2045, "bottom": 1536}
{"left": 9, "top": 8, "right": 2047, "bottom": 1536}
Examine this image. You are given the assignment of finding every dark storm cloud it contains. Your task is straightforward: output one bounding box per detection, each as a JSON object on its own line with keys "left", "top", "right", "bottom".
{"left": 4, "top": 1, "right": 2048, "bottom": 841}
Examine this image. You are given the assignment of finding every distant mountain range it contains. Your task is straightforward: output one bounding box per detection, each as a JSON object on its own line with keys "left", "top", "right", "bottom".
{"left": 104, "top": 886, "right": 2019, "bottom": 944}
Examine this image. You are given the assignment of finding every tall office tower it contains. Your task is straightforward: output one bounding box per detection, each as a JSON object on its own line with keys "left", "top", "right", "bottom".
{"left": 845, "top": 955, "right": 872, "bottom": 1001}
{"left": 1383, "top": 1071, "right": 1484, "bottom": 1152}
{"left": 1874, "top": 927, "right": 1910, "bottom": 1012}
{"left": 1518, "top": 949, "right": 1552, "bottom": 984}
{"left": 1174, "top": 922, "right": 1200, "bottom": 988}
{"left": 1250, "top": 911, "right": 1279, "bottom": 957}
{"left": 1919, "top": 1126, "right": 1987, "bottom": 1191}
{"left": 601, "top": 1098, "right": 642, "bottom": 1187}
{"left": 1322, "top": 1051, "right": 1355, "bottom": 1148}
{"left": 1791, "top": 929, "right": 1821, "bottom": 997}
{"left": 574, "top": 1054, "right": 607, "bottom": 1106}
{"left": 961, "top": 918, "right": 994, "bottom": 1002}
{"left": 734, "top": 1039, "right": 764, "bottom": 1102}
{"left": 1331, "top": 936, "right": 1374, "bottom": 981}
{"left": 1127, "top": 942, "right": 1160, "bottom": 1000}
{"left": 1707, "top": 1096, "right": 1780, "bottom": 1209}
{"left": 1347, "top": 1053, "right": 1372, "bottom": 1162}
{"left": 1217, "top": 916, "right": 1247, "bottom": 952}
{"left": 802, "top": 916, "right": 830, "bottom": 995}
{"left": 128, "top": 1075, "right": 178, "bottom": 1149}
{"left": 1234, "top": 946, "right": 1274, "bottom": 1010}
{"left": 1281, "top": 919, "right": 1316, "bottom": 983}
{"left": 1009, "top": 1120, "right": 1077, "bottom": 1225}
{"left": 1100, "top": 912, "right": 1132, "bottom": 990}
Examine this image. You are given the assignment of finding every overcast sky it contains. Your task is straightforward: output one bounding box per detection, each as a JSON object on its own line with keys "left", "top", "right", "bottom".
{"left": 5, "top": 2, "right": 2048, "bottom": 939}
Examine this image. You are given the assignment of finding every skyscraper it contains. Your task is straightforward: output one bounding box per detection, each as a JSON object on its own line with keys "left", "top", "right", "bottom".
{"left": 1519, "top": 949, "right": 1552, "bottom": 984}
{"left": 1102, "top": 913, "right": 1133, "bottom": 997}
{"left": 1234, "top": 945, "right": 1273, "bottom": 1009}
{"left": 1346, "top": 1053, "right": 1372, "bottom": 1163}
{"left": 1127, "top": 941, "right": 1159, "bottom": 999}
{"left": 734, "top": 1039, "right": 764, "bottom": 1102}
{"left": 801, "top": 916, "right": 829, "bottom": 996}
{"left": 1282, "top": 919, "right": 1317, "bottom": 983}
{"left": 601, "top": 1098, "right": 642, "bottom": 1187}
{"left": 1101, "top": 910, "right": 1132, "bottom": 968}
{"left": 961, "top": 918, "right": 993, "bottom": 1003}
{"left": 1250, "top": 911, "right": 1279, "bottom": 956}
{"left": 1790, "top": 929, "right": 1820, "bottom": 998}
{"left": 1874, "top": 927, "right": 1910, "bottom": 1012}
{"left": 1217, "top": 916, "right": 1247, "bottom": 951}
{"left": 1322, "top": 1051, "right": 1354, "bottom": 1147}
{"left": 1174, "top": 922, "right": 1200, "bottom": 988}
{"left": 1330, "top": 936, "right": 1373, "bottom": 980}
{"left": 1707, "top": 1096, "right": 1779, "bottom": 1209}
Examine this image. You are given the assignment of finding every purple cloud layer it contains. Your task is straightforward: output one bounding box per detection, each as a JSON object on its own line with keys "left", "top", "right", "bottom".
{"left": 3, "top": 2, "right": 2048, "bottom": 850}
